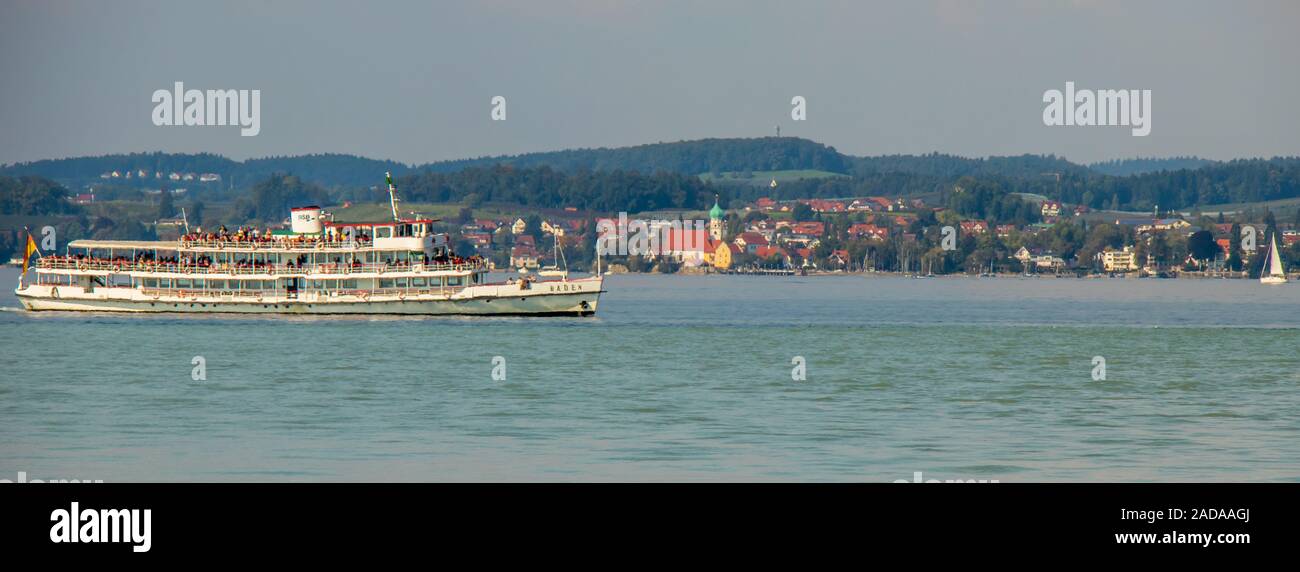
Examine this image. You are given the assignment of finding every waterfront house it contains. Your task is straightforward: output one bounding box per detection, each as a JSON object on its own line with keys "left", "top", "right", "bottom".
{"left": 1099, "top": 246, "right": 1139, "bottom": 272}
{"left": 734, "top": 232, "right": 769, "bottom": 253}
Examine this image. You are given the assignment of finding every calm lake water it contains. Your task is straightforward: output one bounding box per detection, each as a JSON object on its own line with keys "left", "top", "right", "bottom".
{"left": 1, "top": 266, "right": 1297, "bottom": 482}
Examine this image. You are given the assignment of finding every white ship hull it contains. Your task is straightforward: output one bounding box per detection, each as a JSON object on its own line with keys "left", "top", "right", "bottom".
{"left": 16, "top": 277, "right": 603, "bottom": 316}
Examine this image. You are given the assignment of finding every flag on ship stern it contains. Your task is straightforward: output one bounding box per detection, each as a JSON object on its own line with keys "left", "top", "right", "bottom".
{"left": 21, "top": 230, "right": 39, "bottom": 275}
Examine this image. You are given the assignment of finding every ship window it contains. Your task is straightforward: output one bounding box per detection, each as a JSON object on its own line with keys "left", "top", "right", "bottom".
{"left": 310, "top": 280, "right": 325, "bottom": 289}
{"left": 448, "top": 276, "right": 463, "bottom": 287}
{"left": 376, "top": 226, "right": 392, "bottom": 238}
{"left": 159, "top": 278, "right": 172, "bottom": 288}
{"left": 144, "top": 278, "right": 158, "bottom": 288}
{"left": 193, "top": 279, "right": 206, "bottom": 289}
{"left": 410, "top": 277, "right": 427, "bottom": 288}
{"left": 341, "top": 279, "right": 357, "bottom": 289}
{"left": 379, "top": 279, "right": 395, "bottom": 289}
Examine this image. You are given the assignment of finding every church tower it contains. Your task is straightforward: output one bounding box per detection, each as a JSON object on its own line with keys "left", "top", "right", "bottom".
{"left": 708, "top": 196, "right": 725, "bottom": 241}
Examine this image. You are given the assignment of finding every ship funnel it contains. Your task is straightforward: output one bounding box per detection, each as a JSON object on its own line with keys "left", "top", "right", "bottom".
{"left": 291, "top": 206, "right": 323, "bottom": 234}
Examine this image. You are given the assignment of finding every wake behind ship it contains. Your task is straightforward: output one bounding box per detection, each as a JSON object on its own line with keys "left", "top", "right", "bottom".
{"left": 14, "top": 176, "right": 603, "bottom": 316}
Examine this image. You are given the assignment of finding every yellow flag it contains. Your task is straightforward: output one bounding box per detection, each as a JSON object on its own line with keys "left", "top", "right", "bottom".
{"left": 23, "top": 233, "right": 38, "bottom": 275}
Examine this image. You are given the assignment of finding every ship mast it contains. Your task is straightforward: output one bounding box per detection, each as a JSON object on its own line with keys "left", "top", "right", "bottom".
{"left": 386, "top": 172, "right": 401, "bottom": 222}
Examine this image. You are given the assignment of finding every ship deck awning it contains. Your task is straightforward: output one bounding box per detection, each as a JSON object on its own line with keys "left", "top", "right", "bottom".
{"left": 68, "top": 240, "right": 182, "bottom": 250}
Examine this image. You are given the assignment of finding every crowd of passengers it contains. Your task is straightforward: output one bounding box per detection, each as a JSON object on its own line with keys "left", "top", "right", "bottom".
{"left": 181, "top": 225, "right": 373, "bottom": 246}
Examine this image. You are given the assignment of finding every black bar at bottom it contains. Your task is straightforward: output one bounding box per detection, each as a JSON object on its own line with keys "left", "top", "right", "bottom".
{"left": 0, "top": 484, "right": 1284, "bottom": 560}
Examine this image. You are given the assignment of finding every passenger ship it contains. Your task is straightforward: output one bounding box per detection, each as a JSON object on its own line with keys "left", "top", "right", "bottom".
{"left": 15, "top": 177, "right": 603, "bottom": 316}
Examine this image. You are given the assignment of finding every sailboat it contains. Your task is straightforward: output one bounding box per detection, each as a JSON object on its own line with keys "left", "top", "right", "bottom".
{"left": 1260, "top": 233, "right": 1288, "bottom": 285}
{"left": 538, "top": 233, "right": 569, "bottom": 278}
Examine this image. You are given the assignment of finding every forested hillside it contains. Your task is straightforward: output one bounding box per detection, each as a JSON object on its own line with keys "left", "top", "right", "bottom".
{"left": 5, "top": 139, "right": 1300, "bottom": 213}
{"left": 1088, "top": 157, "right": 1215, "bottom": 176}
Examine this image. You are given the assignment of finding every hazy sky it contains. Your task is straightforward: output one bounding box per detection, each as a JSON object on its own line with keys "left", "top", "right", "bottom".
{"left": 2, "top": 0, "right": 1297, "bottom": 166}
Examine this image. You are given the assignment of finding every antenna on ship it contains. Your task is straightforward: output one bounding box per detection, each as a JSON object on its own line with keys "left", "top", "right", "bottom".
{"left": 386, "top": 172, "right": 401, "bottom": 222}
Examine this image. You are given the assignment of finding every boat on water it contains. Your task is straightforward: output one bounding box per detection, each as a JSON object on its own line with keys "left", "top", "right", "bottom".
{"left": 536, "top": 233, "right": 569, "bottom": 278}
{"left": 1260, "top": 233, "right": 1288, "bottom": 285}
{"left": 14, "top": 175, "right": 604, "bottom": 315}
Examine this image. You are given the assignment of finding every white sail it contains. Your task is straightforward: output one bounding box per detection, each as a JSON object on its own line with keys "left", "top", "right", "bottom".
{"left": 1261, "top": 234, "right": 1287, "bottom": 284}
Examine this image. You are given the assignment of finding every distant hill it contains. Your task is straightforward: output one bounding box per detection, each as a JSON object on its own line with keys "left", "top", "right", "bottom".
{"left": 848, "top": 152, "right": 1094, "bottom": 181}
{"left": 4, "top": 140, "right": 1299, "bottom": 215}
{"left": 700, "top": 169, "right": 847, "bottom": 186}
{"left": 1088, "top": 157, "right": 1216, "bottom": 176}
{"left": 415, "top": 137, "right": 850, "bottom": 175}
{"left": 1, "top": 140, "right": 1091, "bottom": 190}
{"left": 0, "top": 152, "right": 411, "bottom": 190}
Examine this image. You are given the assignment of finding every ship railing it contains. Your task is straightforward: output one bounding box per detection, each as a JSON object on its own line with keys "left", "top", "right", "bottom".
{"left": 37, "top": 259, "right": 485, "bottom": 275}
{"left": 137, "top": 287, "right": 467, "bottom": 299}
{"left": 179, "top": 238, "right": 375, "bottom": 250}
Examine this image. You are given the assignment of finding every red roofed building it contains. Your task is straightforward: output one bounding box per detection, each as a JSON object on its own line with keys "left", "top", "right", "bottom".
{"left": 960, "top": 220, "right": 989, "bottom": 235}
{"left": 868, "top": 197, "right": 892, "bottom": 210}
{"left": 848, "top": 223, "right": 889, "bottom": 241}
{"left": 656, "top": 226, "right": 709, "bottom": 266}
{"left": 734, "top": 231, "right": 769, "bottom": 253}
{"left": 807, "top": 199, "right": 846, "bottom": 213}
{"left": 790, "top": 221, "right": 825, "bottom": 237}
{"left": 463, "top": 231, "right": 493, "bottom": 251}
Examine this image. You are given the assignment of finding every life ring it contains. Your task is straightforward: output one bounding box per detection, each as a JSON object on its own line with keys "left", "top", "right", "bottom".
{"left": 51, "top": 286, "right": 60, "bottom": 299}
{"left": 113, "top": 263, "right": 122, "bottom": 272}
{"left": 316, "top": 242, "right": 324, "bottom": 250}
{"left": 179, "top": 290, "right": 187, "bottom": 299}
{"left": 256, "top": 294, "right": 264, "bottom": 302}
{"left": 266, "top": 266, "right": 275, "bottom": 275}
{"left": 76, "top": 262, "right": 87, "bottom": 271}
{"left": 358, "top": 290, "right": 370, "bottom": 301}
